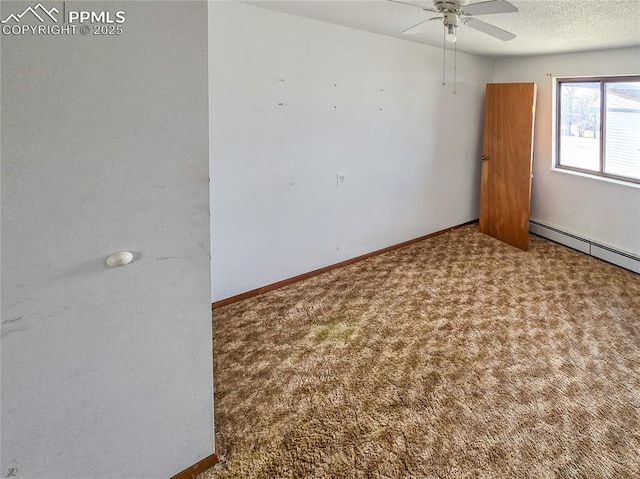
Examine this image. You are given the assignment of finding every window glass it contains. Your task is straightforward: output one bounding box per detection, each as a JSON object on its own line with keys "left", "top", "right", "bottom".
{"left": 559, "top": 82, "right": 600, "bottom": 172}
{"left": 604, "top": 82, "right": 640, "bottom": 181}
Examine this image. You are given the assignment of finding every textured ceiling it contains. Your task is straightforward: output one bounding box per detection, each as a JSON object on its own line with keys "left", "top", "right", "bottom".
{"left": 243, "top": 0, "right": 640, "bottom": 58}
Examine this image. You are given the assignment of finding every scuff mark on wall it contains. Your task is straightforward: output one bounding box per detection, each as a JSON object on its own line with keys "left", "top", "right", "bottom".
{"left": 6, "top": 458, "right": 19, "bottom": 478}
{"left": 1, "top": 327, "right": 30, "bottom": 338}
{"left": 2, "top": 316, "right": 23, "bottom": 325}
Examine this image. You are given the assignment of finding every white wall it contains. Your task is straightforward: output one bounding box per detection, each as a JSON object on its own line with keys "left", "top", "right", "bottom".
{"left": 493, "top": 48, "right": 640, "bottom": 256}
{"left": 209, "top": 2, "right": 493, "bottom": 301}
{"left": 1, "top": 2, "right": 213, "bottom": 478}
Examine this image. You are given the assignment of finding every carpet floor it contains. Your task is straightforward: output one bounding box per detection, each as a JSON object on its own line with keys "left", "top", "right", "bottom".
{"left": 199, "top": 225, "right": 640, "bottom": 478}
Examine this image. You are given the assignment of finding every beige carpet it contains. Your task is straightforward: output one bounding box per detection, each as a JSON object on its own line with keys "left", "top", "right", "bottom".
{"left": 200, "top": 225, "right": 640, "bottom": 478}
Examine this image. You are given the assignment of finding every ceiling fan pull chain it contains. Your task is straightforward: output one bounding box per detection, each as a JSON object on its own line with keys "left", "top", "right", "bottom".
{"left": 442, "top": 26, "right": 447, "bottom": 86}
{"left": 453, "top": 33, "right": 457, "bottom": 95}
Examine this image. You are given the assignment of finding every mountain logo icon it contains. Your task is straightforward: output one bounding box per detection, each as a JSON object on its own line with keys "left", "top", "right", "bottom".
{"left": 1, "top": 3, "right": 59, "bottom": 24}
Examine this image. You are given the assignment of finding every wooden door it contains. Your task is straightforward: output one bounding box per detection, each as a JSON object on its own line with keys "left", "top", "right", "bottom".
{"left": 479, "top": 82, "right": 537, "bottom": 251}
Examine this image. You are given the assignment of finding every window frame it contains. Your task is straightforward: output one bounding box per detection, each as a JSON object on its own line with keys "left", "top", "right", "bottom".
{"left": 556, "top": 75, "right": 640, "bottom": 185}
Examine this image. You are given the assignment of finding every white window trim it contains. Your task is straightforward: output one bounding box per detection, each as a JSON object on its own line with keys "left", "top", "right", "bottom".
{"left": 550, "top": 165, "right": 640, "bottom": 189}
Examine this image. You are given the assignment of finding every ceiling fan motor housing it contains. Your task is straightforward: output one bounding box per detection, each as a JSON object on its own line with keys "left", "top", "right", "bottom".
{"left": 433, "top": 0, "right": 463, "bottom": 14}
{"left": 434, "top": 1, "right": 463, "bottom": 27}
{"left": 443, "top": 12, "right": 460, "bottom": 27}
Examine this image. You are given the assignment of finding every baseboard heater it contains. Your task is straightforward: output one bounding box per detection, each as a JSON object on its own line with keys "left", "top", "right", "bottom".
{"left": 529, "top": 220, "right": 640, "bottom": 275}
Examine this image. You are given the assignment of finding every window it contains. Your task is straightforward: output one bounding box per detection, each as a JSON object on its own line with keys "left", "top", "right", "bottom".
{"left": 556, "top": 77, "right": 640, "bottom": 184}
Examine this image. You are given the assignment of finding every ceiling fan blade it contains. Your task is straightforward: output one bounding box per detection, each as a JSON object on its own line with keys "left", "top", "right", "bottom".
{"left": 402, "top": 17, "right": 441, "bottom": 34}
{"left": 461, "top": 0, "right": 518, "bottom": 16}
{"left": 387, "top": 0, "right": 438, "bottom": 13}
{"left": 464, "top": 18, "right": 516, "bottom": 41}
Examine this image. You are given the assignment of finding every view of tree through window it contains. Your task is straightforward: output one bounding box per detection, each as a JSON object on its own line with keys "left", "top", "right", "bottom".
{"left": 557, "top": 78, "right": 640, "bottom": 183}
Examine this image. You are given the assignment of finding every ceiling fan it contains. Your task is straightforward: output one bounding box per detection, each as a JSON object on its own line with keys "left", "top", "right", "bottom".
{"left": 391, "top": 0, "right": 518, "bottom": 94}
{"left": 391, "top": 0, "right": 518, "bottom": 43}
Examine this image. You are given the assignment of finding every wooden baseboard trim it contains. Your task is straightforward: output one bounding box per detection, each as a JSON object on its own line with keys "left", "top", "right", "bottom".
{"left": 169, "top": 453, "right": 219, "bottom": 479}
{"left": 212, "top": 219, "right": 478, "bottom": 309}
